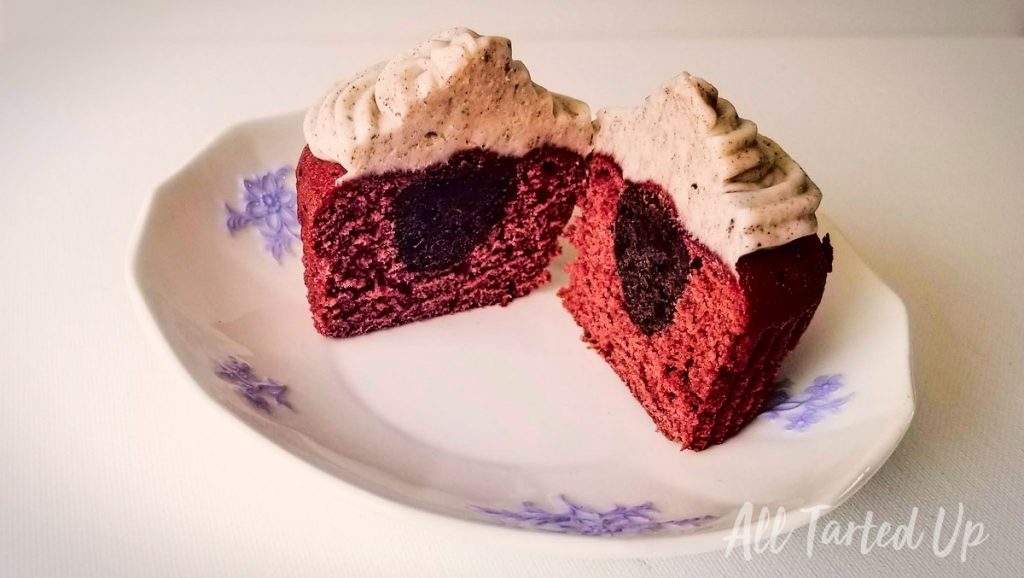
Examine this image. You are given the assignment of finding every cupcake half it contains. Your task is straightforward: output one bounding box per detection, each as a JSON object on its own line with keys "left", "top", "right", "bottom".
{"left": 560, "top": 73, "right": 832, "bottom": 450}
{"left": 298, "top": 28, "right": 592, "bottom": 337}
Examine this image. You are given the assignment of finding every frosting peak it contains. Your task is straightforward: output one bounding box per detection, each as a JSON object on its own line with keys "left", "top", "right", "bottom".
{"left": 594, "top": 72, "right": 821, "bottom": 266}
{"left": 304, "top": 28, "right": 593, "bottom": 179}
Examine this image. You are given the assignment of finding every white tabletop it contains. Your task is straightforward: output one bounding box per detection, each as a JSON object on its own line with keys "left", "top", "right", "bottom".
{"left": 1, "top": 36, "right": 1022, "bottom": 576}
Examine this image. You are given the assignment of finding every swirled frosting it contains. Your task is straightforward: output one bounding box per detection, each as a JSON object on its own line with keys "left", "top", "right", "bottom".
{"left": 594, "top": 73, "right": 821, "bottom": 266}
{"left": 304, "top": 28, "right": 593, "bottom": 179}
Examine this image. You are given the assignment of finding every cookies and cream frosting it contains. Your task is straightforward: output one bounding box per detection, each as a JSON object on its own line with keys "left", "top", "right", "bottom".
{"left": 304, "top": 28, "right": 593, "bottom": 180}
{"left": 594, "top": 73, "right": 821, "bottom": 266}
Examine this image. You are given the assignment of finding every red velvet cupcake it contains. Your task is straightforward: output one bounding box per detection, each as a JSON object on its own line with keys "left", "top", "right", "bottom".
{"left": 560, "top": 73, "right": 831, "bottom": 450}
{"left": 298, "top": 28, "right": 592, "bottom": 337}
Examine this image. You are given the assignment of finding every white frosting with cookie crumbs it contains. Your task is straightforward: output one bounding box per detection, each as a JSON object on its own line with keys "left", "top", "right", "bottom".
{"left": 304, "top": 27, "right": 593, "bottom": 180}
{"left": 594, "top": 72, "right": 821, "bottom": 266}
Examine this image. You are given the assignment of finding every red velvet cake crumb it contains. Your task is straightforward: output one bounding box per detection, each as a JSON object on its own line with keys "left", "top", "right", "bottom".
{"left": 297, "top": 146, "right": 587, "bottom": 338}
{"left": 560, "top": 155, "right": 831, "bottom": 450}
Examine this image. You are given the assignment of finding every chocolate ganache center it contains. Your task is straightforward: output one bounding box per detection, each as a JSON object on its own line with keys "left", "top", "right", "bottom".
{"left": 614, "top": 183, "right": 693, "bottom": 335}
{"left": 394, "top": 150, "right": 517, "bottom": 272}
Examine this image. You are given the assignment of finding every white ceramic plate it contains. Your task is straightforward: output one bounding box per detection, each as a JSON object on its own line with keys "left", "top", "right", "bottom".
{"left": 128, "top": 112, "right": 914, "bottom": 558}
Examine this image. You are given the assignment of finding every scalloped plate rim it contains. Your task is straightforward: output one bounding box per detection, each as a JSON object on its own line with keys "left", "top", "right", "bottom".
{"left": 126, "top": 111, "right": 915, "bottom": 558}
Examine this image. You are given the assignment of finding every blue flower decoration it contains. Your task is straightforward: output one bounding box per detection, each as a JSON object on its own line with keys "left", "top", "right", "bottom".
{"left": 214, "top": 356, "right": 293, "bottom": 414}
{"left": 225, "top": 167, "right": 299, "bottom": 262}
{"left": 763, "top": 374, "right": 851, "bottom": 431}
{"left": 474, "top": 496, "right": 714, "bottom": 536}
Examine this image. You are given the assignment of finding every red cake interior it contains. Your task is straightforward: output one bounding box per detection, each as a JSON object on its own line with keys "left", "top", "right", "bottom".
{"left": 560, "top": 154, "right": 831, "bottom": 450}
{"left": 297, "top": 146, "right": 586, "bottom": 338}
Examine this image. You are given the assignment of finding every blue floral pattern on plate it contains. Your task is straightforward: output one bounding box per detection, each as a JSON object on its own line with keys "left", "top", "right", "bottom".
{"left": 225, "top": 167, "right": 299, "bottom": 262}
{"left": 474, "top": 496, "right": 714, "bottom": 536}
{"left": 763, "top": 374, "right": 850, "bottom": 431}
{"left": 214, "top": 356, "right": 293, "bottom": 414}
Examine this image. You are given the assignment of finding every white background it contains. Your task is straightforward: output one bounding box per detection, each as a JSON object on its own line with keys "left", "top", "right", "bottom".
{"left": 3, "top": 0, "right": 1024, "bottom": 41}
{"left": 2, "top": 1, "right": 1024, "bottom": 576}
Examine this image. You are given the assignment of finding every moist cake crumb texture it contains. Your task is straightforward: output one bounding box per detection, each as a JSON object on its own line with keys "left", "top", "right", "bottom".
{"left": 560, "top": 155, "right": 831, "bottom": 450}
{"left": 298, "top": 146, "right": 586, "bottom": 337}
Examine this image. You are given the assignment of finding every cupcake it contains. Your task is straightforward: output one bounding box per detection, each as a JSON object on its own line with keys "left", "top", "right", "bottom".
{"left": 298, "top": 28, "right": 592, "bottom": 337}
{"left": 560, "top": 73, "right": 832, "bottom": 450}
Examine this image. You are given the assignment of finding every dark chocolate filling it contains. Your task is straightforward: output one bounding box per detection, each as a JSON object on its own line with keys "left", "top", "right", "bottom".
{"left": 393, "top": 150, "right": 517, "bottom": 272}
{"left": 614, "top": 183, "right": 692, "bottom": 335}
